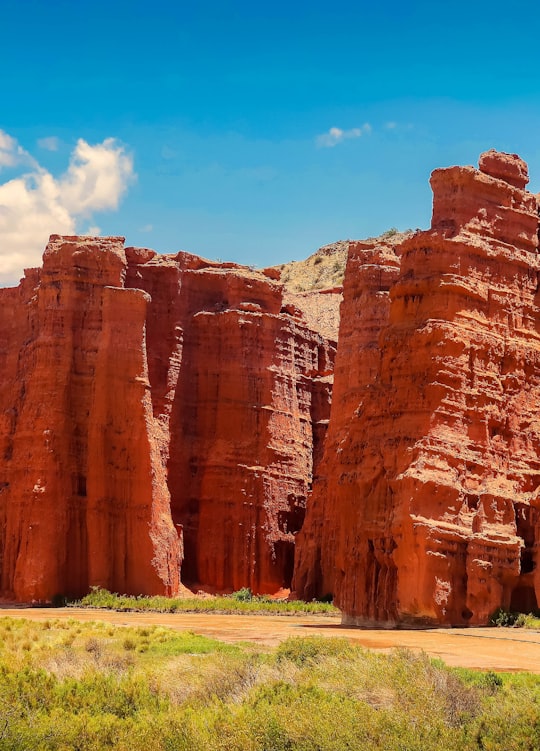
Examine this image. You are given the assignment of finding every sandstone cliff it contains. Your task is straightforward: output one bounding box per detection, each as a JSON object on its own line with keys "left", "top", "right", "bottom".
{"left": 4, "top": 149, "right": 540, "bottom": 623}
{"left": 0, "top": 238, "right": 336, "bottom": 601}
{"left": 294, "top": 150, "right": 540, "bottom": 626}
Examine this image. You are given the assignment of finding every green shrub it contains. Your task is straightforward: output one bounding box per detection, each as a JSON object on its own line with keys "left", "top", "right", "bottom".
{"left": 229, "top": 587, "right": 253, "bottom": 602}
{"left": 483, "top": 670, "right": 503, "bottom": 692}
{"left": 75, "top": 587, "right": 339, "bottom": 616}
{"left": 1, "top": 618, "right": 540, "bottom": 750}
{"left": 489, "top": 608, "right": 521, "bottom": 627}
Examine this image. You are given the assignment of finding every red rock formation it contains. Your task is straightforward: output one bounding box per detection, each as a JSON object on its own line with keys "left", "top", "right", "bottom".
{"left": 125, "top": 254, "right": 336, "bottom": 594}
{"left": 0, "top": 236, "right": 181, "bottom": 601}
{"left": 295, "top": 151, "right": 540, "bottom": 626}
{"left": 0, "top": 237, "right": 335, "bottom": 601}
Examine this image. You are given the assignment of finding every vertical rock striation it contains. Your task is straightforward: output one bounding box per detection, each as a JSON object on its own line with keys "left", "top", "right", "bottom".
{"left": 293, "top": 237, "right": 402, "bottom": 603}
{"left": 295, "top": 150, "right": 540, "bottom": 626}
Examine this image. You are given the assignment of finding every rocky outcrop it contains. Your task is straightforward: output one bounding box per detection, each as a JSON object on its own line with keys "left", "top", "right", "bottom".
{"left": 0, "top": 237, "right": 335, "bottom": 601}
{"left": 6, "top": 149, "right": 540, "bottom": 622}
{"left": 294, "top": 150, "right": 540, "bottom": 626}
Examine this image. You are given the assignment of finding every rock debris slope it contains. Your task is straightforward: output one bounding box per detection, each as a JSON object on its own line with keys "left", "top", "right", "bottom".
{"left": 294, "top": 150, "right": 540, "bottom": 626}
{"left": 0, "top": 238, "right": 337, "bottom": 601}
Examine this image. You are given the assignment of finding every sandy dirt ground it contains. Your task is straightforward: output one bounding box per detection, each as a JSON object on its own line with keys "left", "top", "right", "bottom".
{"left": 2, "top": 607, "right": 540, "bottom": 673}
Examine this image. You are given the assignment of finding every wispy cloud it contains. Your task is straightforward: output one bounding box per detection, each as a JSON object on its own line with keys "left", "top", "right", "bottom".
{"left": 383, "top": 121, "right": 414, "bottom": 132}
{"left": 0, "top": 130, "right": 135, "bottom": 286}
{"left": 37, "top": 136, "right": 60, "bottom": 152}
{"left": 138, "top": 223, "right": 153, "bottom": 233}
{"left": 316, "top": 124, "right": 372, "bottom": 148}
{"left": 161, "top": 145, "right": 177, "bottom": 160}
{"left": 0, "top": 131, "right": 35, "bottom": 169}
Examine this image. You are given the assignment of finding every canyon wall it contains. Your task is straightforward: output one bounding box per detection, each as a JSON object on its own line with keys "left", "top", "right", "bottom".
{"left": 0, "top": 237, "right": 336, "bottom": 601}
{"left": 294, "top": 150, "right": 540, "bottom": 626}
{"left": 3, "top": 148, "right": 538, "bottom": 623}
{"left": 293, "top": 236, "right": 401, "bottom": 603}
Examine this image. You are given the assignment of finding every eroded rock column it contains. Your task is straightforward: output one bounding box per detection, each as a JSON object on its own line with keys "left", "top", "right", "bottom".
{"left": 0, "top": 236, "right": 181, "bottom": 601}
{"left": 296, "top": 151, "right": 540, "bottom": 626}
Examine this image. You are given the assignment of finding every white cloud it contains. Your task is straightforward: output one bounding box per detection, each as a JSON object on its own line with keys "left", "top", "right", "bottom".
{"left": 138, "top": 223, "right": 153, "bottom": 233}
{"left": 0, "top": 130, "right": 35, "bottom": 169}
{"left": 37, "top": 136, "right": 60, "bottom": 151}
{"left": 316, "top": 124, "right": 372, "bottom": 148}
{"left": 383, "top": 122, "right": 414, "bottom": 132}
{"left": 0, "top": 131, "right": 19, "bottom": 168}
{"left": 59, "top": 138, "right": 134, "bottom": 217}
{"left": 0, "top": 132, "right": 135, "bottom": 286}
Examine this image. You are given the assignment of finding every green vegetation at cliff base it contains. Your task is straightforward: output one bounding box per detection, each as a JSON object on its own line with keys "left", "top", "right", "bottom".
{"left": 490, "top": 608, "right": 540, "bottom": 628}
{"left": 73, "top": 586, "right": 339, "bottom": 616}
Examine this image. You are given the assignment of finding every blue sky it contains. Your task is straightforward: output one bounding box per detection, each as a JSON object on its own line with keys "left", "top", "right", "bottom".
{"left": 1, "top": 0, "right": 540, "bottom": 283}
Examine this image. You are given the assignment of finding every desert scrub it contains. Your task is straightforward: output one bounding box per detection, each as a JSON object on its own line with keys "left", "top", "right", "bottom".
{"left": 275, "top": 635, "right": 355, "bottom": 665}
{"left": 490, "top": 607, "right": 540, "bottom": 629}
{"left": 74, "top": 586, "right": 339, "bottom": 615}
{"left": 0, "top": 619, "right": 540, "bottom": 749}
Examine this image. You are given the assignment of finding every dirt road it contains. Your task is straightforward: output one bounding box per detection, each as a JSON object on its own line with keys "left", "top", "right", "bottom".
{"left": 2, "top": 607, "right": 540, "bottom": 673}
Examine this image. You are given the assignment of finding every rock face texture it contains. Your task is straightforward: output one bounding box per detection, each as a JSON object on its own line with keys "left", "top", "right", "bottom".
{"left": 293, "top": 236, "right": 401, "bottom": 604}
{"left": 294, "top": 150, "right": 540, "bottom": 626}
{"left": 0, "top": 237, "right": 335, "bottom": 601}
